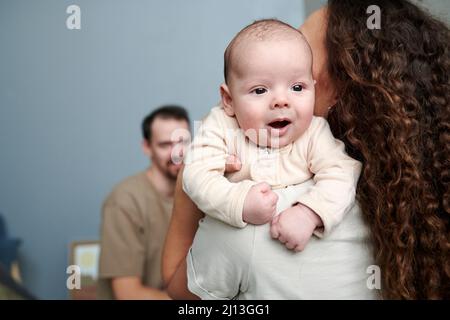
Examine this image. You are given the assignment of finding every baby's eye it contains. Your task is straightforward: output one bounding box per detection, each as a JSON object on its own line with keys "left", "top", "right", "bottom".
{"left": 292, "top": 84, "right": 303, "bottom": 92}
{"left": 252, "top": 88, "right": 267, "bottom": 95}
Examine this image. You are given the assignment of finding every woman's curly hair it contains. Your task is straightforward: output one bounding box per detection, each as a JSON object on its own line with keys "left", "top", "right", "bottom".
{"left": 326, "top": 0, "right": 450, "bottom": 299}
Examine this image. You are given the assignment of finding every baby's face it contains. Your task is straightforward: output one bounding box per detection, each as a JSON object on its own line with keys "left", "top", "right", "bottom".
{"left": 225, "top": 38, "right": 315, "bottom": 148}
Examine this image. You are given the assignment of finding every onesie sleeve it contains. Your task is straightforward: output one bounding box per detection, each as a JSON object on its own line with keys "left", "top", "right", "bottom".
{"left": 182, "top": 106, "right": 256, "bottom": 228}
{"left": 295, "top": 117, "right": 362, "bottom": 237}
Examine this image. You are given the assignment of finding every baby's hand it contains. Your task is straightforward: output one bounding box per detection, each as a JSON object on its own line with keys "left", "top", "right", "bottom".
{"left": 270, "top": 203, "right": 322, "bottom": 252}
{"left": 243, "top": 182, "right": 278, "bottom": 225}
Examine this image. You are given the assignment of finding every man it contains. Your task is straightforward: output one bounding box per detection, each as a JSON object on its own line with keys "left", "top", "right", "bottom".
{"left": 98, "top": 105, "right": 190, "bottom": 299}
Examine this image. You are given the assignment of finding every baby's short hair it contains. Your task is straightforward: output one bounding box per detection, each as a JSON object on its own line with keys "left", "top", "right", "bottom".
{"left": 223, "top": 19, "right": 310, "bottom": 84}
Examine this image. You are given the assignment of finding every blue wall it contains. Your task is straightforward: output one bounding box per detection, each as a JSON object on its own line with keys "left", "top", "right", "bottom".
{"left": 0, "top": 0, "right": 305, "bottom": 299}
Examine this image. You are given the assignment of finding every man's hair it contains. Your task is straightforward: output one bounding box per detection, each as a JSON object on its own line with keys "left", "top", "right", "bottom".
{"left": 142, "top": 105, "right": 190, "bottom": 142}
{"left": 223, "top": 18, "right": 309, "bottom": 84}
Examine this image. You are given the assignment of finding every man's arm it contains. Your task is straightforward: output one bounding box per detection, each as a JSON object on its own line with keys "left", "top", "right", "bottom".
{"left": 111, "top": 277, "right": 171, "bottom": 300}
{"left": 99, "top": 190, "right": 162, "bottom": 299}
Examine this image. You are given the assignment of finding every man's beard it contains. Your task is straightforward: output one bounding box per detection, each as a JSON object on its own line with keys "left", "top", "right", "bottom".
{"left": 165, "top": 169, "right": 178, "bottom": 180}
{"left": 162, "top": 161, "right": 180, "bottom": 180}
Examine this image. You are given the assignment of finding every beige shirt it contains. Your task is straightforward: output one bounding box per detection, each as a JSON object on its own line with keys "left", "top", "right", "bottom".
{"left": 183, "top": 106, "right": 361, "bottom": 236}
{"left": 97, "top": 171, "right": 173, "bottom": 299}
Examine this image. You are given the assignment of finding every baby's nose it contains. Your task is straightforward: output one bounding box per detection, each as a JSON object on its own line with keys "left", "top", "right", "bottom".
{"left": 271, "top": 95, "right": 289, "bottom": 108}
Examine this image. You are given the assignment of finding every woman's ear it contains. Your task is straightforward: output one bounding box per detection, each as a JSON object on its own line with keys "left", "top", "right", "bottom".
{"left": 220, "top": 83, "right": 235, "bottom": 117}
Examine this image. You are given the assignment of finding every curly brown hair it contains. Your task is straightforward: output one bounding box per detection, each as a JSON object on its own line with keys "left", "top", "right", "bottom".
{"left": 325, "top": 0, "right": 450, "bottom": 299}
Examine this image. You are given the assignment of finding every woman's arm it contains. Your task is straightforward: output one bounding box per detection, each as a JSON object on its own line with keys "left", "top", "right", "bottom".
{"left": 162, "top": 166, "right": 203, "bottom": 299}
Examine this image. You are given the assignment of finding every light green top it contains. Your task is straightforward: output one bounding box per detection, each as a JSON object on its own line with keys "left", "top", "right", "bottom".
{"left": 187, "top": 180, "right": 379, "bottom": 300}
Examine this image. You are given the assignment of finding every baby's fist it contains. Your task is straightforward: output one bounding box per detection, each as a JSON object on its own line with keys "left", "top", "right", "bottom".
{"left": 243, "top": 182, "right": 278, "bottom": 225}
{"left": 270, "top": 203, "right": 322, "bottom": 252}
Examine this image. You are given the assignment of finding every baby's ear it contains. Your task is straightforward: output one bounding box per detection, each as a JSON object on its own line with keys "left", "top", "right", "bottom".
{"left": 220, "top": 83, "right": 235, "bottom": 117}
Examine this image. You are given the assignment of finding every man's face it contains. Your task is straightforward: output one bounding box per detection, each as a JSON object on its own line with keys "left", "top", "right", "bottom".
{"left": 144, "top": 117, "right": 190, "bottom": 180}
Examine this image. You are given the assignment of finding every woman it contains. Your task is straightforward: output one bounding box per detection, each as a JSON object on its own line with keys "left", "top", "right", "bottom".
{"left": 163, "top": 0, "right": 449, "bottom": 299}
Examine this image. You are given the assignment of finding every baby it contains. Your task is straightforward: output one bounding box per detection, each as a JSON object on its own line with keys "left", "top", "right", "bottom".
{"left": 183, "top": 19, "right": 361, "bottom": 251}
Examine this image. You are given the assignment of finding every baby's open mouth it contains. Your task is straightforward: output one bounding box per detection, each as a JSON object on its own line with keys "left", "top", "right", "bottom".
{"left": 268, "top": 120, "right": 291, "bottom": 129}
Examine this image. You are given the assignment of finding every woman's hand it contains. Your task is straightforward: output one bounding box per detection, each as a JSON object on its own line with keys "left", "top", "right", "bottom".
{"left": 225, "top": 154, "right": 242, "bottom": 173}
